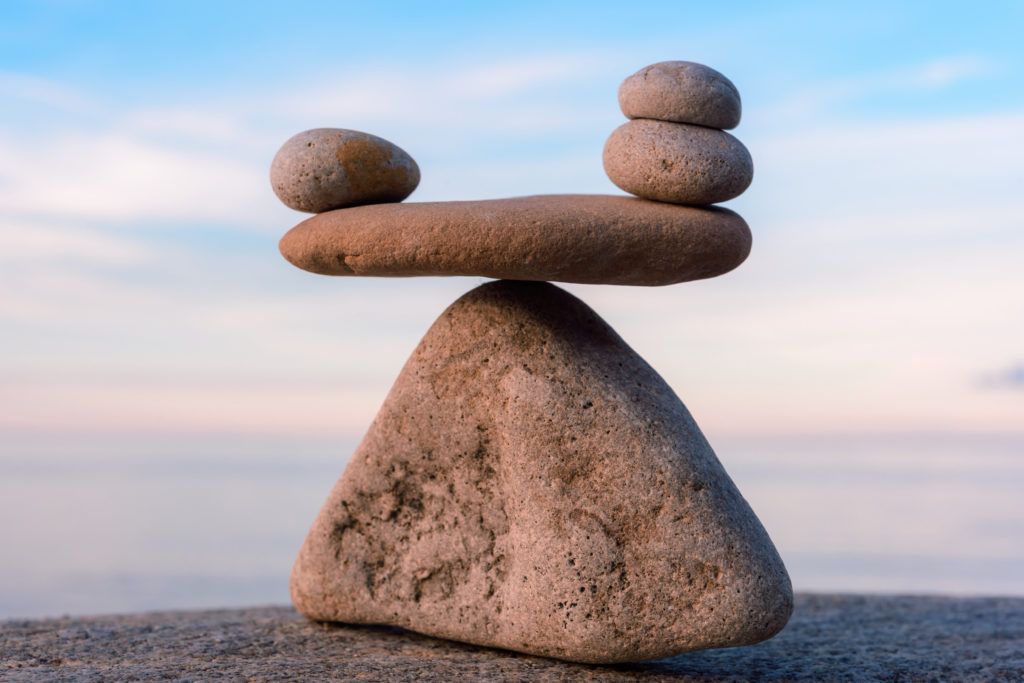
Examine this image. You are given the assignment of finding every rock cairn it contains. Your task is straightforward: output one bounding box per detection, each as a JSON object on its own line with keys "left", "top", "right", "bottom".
{"left": 272, "top": 60, "right": 791, "bottom": 664}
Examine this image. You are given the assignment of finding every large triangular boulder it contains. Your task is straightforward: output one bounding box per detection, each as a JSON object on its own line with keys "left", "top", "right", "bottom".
{"left": 291, "top": 280, "right": 792, "bottom": 663}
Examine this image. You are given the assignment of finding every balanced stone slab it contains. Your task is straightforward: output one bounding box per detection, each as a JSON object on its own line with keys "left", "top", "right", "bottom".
{"left": 279, "top": 194, "right": 751, "bottom": 286}
{"left": 618, "top": 61, "right": 742, "bottom": 130}
{"left": 291, "top": 280, "right": 792, "bottom": 663}
{"left": 603, "top": 119, "right": 753, "bottom": 206}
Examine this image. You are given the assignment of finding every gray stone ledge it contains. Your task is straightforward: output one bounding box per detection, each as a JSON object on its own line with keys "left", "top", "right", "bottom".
{"left": 2, "top": 594, "right": 1023, "bottom": 681}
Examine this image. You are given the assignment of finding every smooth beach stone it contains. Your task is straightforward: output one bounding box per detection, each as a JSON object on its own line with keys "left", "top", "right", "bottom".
{"left": 279, "top": 194, "right": 751, "bottom": 286}
{"left": 619, "top": 61, "right": 742, "bottom": 130}
{"left": 270, "top": 128, "right": 420, "bottom": 213}
{"left": 291, "top": 280, "right": 794, "bottom": 664}
{"left": 603, "top": 120, "right": 753, "bottom": 205}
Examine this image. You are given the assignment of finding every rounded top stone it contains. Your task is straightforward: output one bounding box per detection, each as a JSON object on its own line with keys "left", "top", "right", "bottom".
{"left": 270, "top": 128, "right": 420, "bottom": 213}
{"left": 618, "top": 61, "right": 741, "bottom": 130}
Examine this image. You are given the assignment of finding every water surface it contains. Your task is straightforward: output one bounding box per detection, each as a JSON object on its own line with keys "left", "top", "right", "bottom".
{"left": 1, "top": 432, "right": 1021, "bottom": 619}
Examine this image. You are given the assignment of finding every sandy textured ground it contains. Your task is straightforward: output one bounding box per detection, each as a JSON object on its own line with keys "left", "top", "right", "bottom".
{"left": 2, "top": 594, "right": 1022, "bottom": 681}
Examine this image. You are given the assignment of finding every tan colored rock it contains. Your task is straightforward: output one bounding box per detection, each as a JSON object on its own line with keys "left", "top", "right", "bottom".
{"left": 619, "top": 61, "right": 742, "bottom": 129}
{"left": 271, "top": 128, "right": 420, "bottom": 213}
{"left": 279, "top": 194, "right": 751, "bottom": 286}
{"left": 291, "top": 280, "right": 793, "bottom": 664}
{"left": 603, "top": 119, "right": 753, "bottom": 206}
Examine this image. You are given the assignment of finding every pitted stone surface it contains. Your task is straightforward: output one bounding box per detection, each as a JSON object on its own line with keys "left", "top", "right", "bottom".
{"left": 290, "top": 280, "right": 792, "bottom": 663}
{"left": 278, "top": 194, "right": 751, "bottom": 286}
{"left": 5, "top": 596, "right": 1022, "bottom": 681}
{"left": 271, "top": 128, "right": 420, "bottom": 213}
{"left": 618, "top": 61, "right": 742, "bottom": 130}
{"left": 603, "top": 119, "right": 753, "bottom": 206}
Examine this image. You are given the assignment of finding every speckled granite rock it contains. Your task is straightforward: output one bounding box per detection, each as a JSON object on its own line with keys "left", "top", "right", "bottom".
{"left": 619, "top": 61, "right": 742, "bottom": 130}
{"left": 291, "top": 280, "right": 792, "bottom": 663}
{"left": 271, "top": 128, "right": 420, "bottom": 213}
{"left": 603, "top": 119, "right": 753, "bottom": 206}
{"left": 278, "top": 194, "right": 751, "bottom": 286}
{"left": 4, "top": 595, "right": 1023, "bottom": 681}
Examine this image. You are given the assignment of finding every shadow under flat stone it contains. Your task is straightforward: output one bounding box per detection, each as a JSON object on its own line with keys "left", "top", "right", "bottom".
{"left": 2, "top": 594, "right": 1023, "bottom": 681}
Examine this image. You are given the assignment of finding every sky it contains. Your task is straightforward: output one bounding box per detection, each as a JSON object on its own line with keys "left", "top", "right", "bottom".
{"left": 2, "top": 1, "right": 1021, "bottom": 446}
{"left": 1, "top": 1, "right": 1024, "bottom": 615}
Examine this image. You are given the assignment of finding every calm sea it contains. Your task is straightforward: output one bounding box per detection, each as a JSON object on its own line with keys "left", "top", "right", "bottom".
{"left": 1, "top": 431, "right": 1021, "bottom": 619}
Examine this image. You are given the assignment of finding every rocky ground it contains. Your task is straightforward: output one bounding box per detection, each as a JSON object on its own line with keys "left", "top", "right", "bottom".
{"left": 2, "top": 593, "right": 1022, "bottom": 681}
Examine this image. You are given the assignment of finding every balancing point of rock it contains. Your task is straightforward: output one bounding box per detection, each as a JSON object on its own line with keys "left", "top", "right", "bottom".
{"left": 291, "top": 280, "right": 793, "bottom": 664}
{"left": 279, "top": 194, "right": 751, "bottom": 286}
{"left": 619, "top": 60, "right": 742, "bottom": 130}
{"left": 270, "top": 128, "right": 420, "bottom": 213}
{"left": 603, "top": 119, "right": 753, "bottom": 205}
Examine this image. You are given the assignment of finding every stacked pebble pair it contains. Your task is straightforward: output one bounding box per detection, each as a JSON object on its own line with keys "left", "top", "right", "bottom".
{"left": 603, "top": 61, "right": 753, "bottom": 206}
{"left": 270, "top": 61, "right": 752, "bottom": 217}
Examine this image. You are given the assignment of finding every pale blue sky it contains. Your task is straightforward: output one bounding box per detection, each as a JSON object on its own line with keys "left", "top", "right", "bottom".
{"left": 2, "top": 1, "right": 1024, "bottom": 616}
{"left": 1, "top": 1, "right": 1022, "bottom": 441}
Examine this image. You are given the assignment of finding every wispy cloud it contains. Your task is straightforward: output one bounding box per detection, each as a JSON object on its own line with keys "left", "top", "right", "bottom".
{"left": 0, "top": 71, "right": 97, "bottom": 113}
{"left": 449, "top": 54, "right": 605, "bottom": 96}
{"left": 0, "top": 130, "right": 271, "bottom": 225}
{"left": 913, "top": 55, "right": 995, "bottom": 88}
{"left": 767, "top": 55, "right": 998, "bottom": 119}
{"left": 0, "top": 50, "right": 1021, "bottom": 439}
{"left": 0, "top": 221, "right": 151, "bottom": 265}
{"left": 749, "top": 110, "right": 1024, "bottom": 225}
{"left": 979, "top": 364, "right": 1024, "bottom": 390}
{"left": 0, "top": 53, "right": 616, "bottom": 228}
{"left": 270, "top": 52, "right": 617, "bottom": 136}
{"left": 124, "top": 107, "right": 248, "bottom": 142}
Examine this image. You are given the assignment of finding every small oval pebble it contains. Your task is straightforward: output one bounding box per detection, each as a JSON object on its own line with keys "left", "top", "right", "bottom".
{"left": 270, "top": 128, "right": 420, "bottom": 213}
{"left": 603, "top": 119, "right": 752, "bottom": 205}
{"left": 619, "top": 61, "right": 741, "bottom": 130}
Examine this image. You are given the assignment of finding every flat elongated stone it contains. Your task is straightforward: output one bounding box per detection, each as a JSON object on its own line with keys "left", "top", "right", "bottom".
{"left": 619, "top": 61, "right": 742, "bottom": 129}
{"left": 603, "top": 120, "right": 753, "bottom": 205}
{"left": 291, "top": 280, "right": 793, "bottom": 664}
{"left": 279, "top": 194, "right": 751, "bottom": 286}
